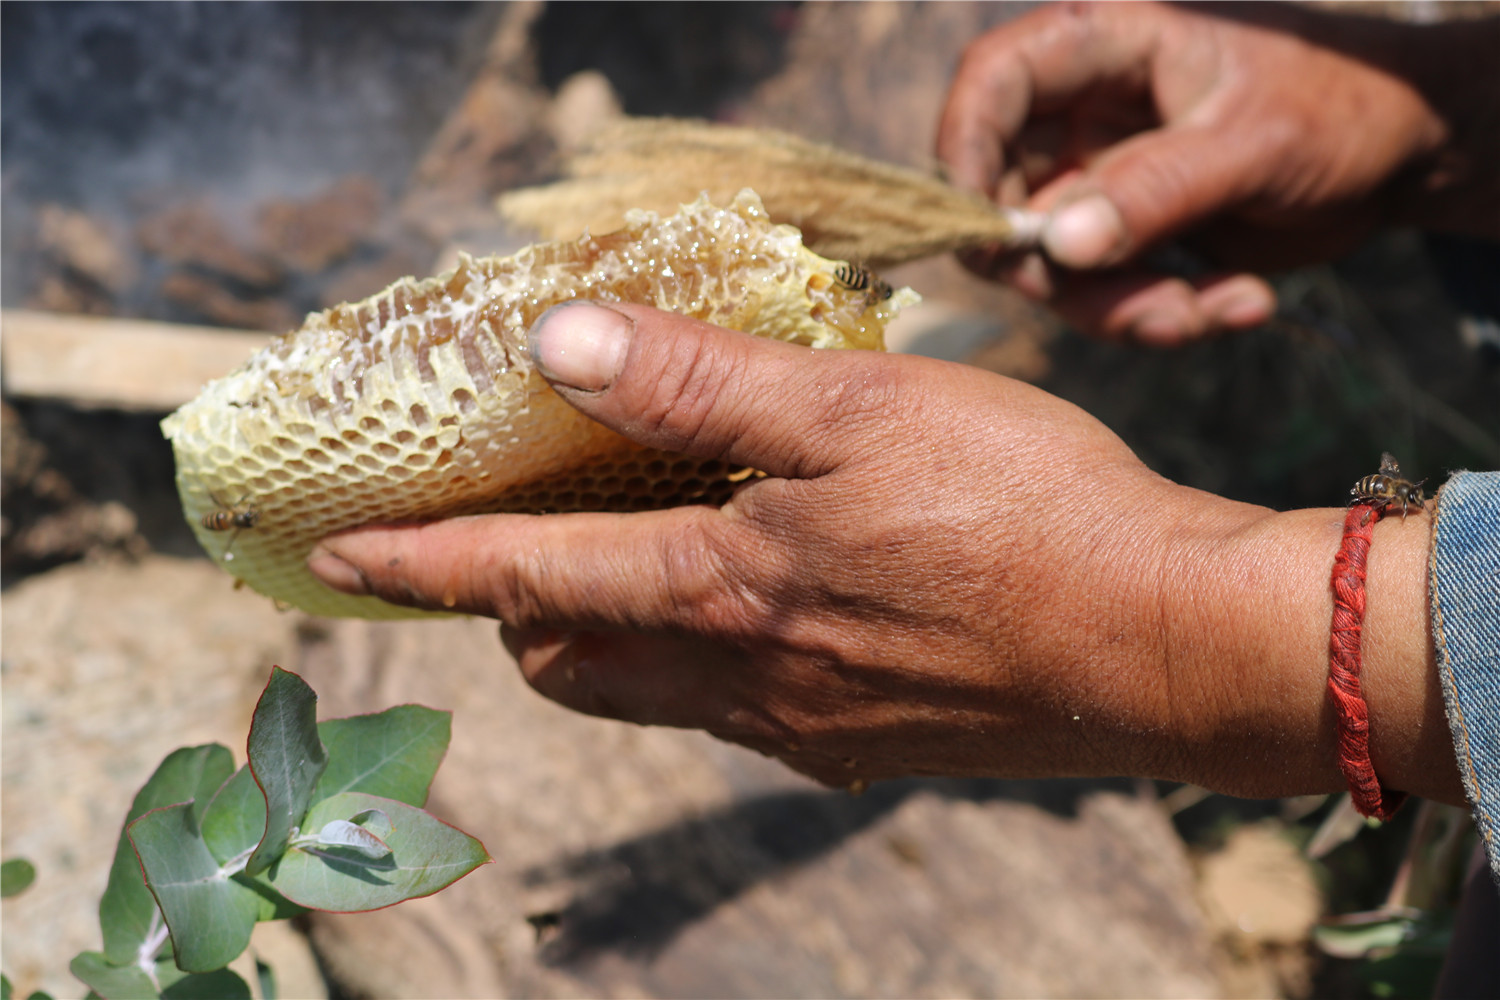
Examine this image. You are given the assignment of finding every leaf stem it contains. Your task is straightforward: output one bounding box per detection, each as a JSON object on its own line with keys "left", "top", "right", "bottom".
{"left": 218, "top": 843, "right": 258, "bottom": 879}
{"left": 136, "top": 910, "right": 171, "bottom": 987}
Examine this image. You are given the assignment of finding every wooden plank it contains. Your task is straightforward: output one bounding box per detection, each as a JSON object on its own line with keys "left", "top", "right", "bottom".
{"left": 1, "top": 310, "right": 272, "bottom": 411}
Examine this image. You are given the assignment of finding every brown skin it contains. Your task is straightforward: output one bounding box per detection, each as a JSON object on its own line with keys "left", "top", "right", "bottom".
{"left": 936, "top": 1, "right": 1500, "bottom": 343}
{"left": 308, "top": 301, "right": 1463, "bottom": 805}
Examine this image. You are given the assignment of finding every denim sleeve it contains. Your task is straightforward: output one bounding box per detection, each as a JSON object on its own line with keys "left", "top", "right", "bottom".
{"left": 1430, "top": 470, "right": 1500, "bottom": 883}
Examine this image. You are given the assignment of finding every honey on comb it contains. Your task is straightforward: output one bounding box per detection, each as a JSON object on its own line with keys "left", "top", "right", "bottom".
{"left": 163, "top": 190, "right": 918, "bottom": 619}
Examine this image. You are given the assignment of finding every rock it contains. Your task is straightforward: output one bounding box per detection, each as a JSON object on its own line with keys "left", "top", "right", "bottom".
{"left": 24, "top": 272, "right": 115, "bottom": 316}
{"left": 546, "top": 70, "right": 623, "bottom": 155}
{"left": 0, "top": 402, "right": 151, "bottom": 573}
{"left": 318, "top": 249, "right": 428, "bottom": 311}
{"left": 34, "top": 203, "right": 140, "bottom": 295}
{"left": 136, "top": 198, "right": 284, "bottom": 288}
{"left": 4, "top": 499, "right": 144, "bottom": 567}
{"left": 159, "top": 271, "right": 300, "bottom": 333}
{"left": 294, "top": 617, "right": 1222, "bottom": 998}
{"left": 1196, "top": 822, "right": 1322, "bottom": 997}
{"left": 256, "top": 175, "right": 384, "bottom": 275}
{"left": 398, "top": 3, "right": 554, "bottom": 244}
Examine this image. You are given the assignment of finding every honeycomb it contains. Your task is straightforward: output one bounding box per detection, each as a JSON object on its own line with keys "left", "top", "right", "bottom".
{"left": 162, "top": 191, "right": 918, "bottom": 619}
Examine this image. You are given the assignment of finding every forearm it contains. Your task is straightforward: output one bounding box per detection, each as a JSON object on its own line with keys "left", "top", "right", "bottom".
{"left": 1159, "top": 494, "right": 1459, "bottom": 803}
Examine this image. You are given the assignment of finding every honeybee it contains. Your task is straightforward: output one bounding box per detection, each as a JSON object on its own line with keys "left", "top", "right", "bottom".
{"left": 832, "top": 262, "right": 893, "bottom": 303}
{"left": 1351, "top": 453, "right": 1426, "bottom": 521}
{"left": 202, "top": 491, "right": 260, "bottom": 561}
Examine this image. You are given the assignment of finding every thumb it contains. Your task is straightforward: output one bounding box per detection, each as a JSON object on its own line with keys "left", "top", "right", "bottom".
{"left": 527, "top": 301, "right": 887, "bottom": 480}
{"left": 1044, "top": 125, "right": 1263, "bottom": 269}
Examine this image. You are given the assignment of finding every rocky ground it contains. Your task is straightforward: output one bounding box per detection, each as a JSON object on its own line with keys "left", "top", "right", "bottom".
{"left": 3, "top": 3, "right": 1495, "bottom": 998}
{"left": 5, "top": 554, "right": 1255, "bottom": 999}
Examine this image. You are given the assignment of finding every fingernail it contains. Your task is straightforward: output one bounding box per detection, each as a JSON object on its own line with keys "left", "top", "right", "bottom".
{"left": 1043, "top": 194, "right": 1128, "bottom": 268}
{"left": 527, "top": 301, "right": 633, "bottom": 391}
{"left": 307, "top": 545, "right": 371, "bottom": 595}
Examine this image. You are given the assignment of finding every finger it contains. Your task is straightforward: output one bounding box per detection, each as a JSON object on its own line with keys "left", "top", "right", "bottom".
{"left": 527, "top": 301, "right": 895, "bottom": 481}
{"left": 503, "top": 625, "right": 757, "bottom": 729}
{"left": 503, "top": 625, "right": 884, "bottom": 789}
{"left": 936, "top": 3, "right": 1162, "bottom": 197}
{"left": 1049, "top": 269, "right": 1277, "bottom": 345}
{"left": 308, "top": 504, "right": 774, "bottom": 631}
{"left": 1042, "top": 122, "right": 1276, "bottom": 269}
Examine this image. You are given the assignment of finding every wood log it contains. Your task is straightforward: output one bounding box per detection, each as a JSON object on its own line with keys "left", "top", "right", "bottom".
{"left": 1, "top": 310, "right": 271, "bottom": 412}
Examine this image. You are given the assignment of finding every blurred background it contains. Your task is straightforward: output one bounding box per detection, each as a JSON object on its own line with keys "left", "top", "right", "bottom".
{"left": 3, "top": 3, "right": 1496, "bottom": 998}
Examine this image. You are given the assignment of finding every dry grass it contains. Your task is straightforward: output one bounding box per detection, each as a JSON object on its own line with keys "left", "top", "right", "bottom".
{"left": 497, "top": 117, "right": 1039, "bottom": 268}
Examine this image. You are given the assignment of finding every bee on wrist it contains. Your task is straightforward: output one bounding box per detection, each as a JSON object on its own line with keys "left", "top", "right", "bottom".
{"left": 1350, "top": 453, "right": 1426, "bottom": 521}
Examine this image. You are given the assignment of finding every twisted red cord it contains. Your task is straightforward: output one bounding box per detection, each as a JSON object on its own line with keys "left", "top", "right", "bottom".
{"left": 1328, "top": 503, "right": 1408, "bottom": 821}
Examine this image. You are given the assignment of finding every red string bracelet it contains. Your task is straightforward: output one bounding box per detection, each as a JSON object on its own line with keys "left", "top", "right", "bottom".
{"left": 1327, "top": 503, "right": 1408, "bottom": 821}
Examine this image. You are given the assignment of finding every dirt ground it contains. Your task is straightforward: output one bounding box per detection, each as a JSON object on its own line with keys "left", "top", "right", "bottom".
{"left": 3, "top": 3, "right": 1495, "bottom": 998}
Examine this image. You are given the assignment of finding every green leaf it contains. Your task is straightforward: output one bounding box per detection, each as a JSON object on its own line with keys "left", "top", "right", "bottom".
{"left": 101, "top": 745, "right": 235, "bottom": 965}
{"left": 244, "top": 668, "right": 327, "bottom": 878}
{"left": 201, "top": 767, "right": 265, "bottom": 866}
{"left": 267, "top": 792, "right": 490, "bottom": 912}
{"left": 348, "top": 808, "right": 393, "bottom": 841}
{"left": 160, "top": 970, "right": 250, "bottom": 1000}
{"left": 128, "top": 804, "right": 260, "bottom": 974}
{"left": 71, "top": 953, "right": 249, "bottom": 1000}
{"left": 234, "top": 873, "right": 308, "bottom": 923}
{"left": 254, "top": 958, "right": 275, "bottom": 1000}
{"left": 2, "top": 973, "right": 11, "bottom": 1000}
{"left": 1, "top": 858, "right": 37, "bottom": 897}
{"left": 197, "top": 765, "right": 307, "bottom": 921}
{"left": 312, "top": 816, "right": 392, "bottom": 860}
{"left": 313, "top": 705, "right": 450, "bottom": 808}
{"left": 1313, "top": 915, "right": 1416, "bottom": 958}
{"left": 71, "top": 950, "right": 185, "bottom": 999}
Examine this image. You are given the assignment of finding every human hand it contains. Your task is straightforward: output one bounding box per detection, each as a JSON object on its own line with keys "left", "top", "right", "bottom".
{"left": 937, "top": 2, "right": 1487, "bottom": 344}
{"left": 305, "top": 302, "right": 1457, "bottom": 799}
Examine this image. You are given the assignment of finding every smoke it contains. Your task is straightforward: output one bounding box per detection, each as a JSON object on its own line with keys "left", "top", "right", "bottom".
{"left": 1, "top": 2, "right": 492, "bottom": 224}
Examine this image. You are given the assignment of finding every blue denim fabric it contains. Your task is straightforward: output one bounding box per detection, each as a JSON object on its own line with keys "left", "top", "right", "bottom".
{"left": 1430, "top": 470, "right": 1500, "bottom": 883}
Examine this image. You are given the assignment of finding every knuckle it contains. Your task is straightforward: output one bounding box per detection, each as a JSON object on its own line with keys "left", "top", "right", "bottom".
{"left": 817, "top": 361, "right": 903, "bottom": 429}
{"left": 657, "top": 514, "right": 772, "bottom": 639}
{"left": 806, "top": 355, "right": 919, "bottom": 449}
{"left": 477, "top": 541, "right": 551, "bottom": 626}
{"left": 627, "top": 332, "right": 747, "bottom": 455}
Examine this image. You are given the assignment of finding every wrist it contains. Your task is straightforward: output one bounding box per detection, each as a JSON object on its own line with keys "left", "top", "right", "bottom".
{"left": 1359, "top": 510, "right": 1461, "bottom": 804}
{"left": 1156, "top": 498, "right": 1458, "bottom": 802}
